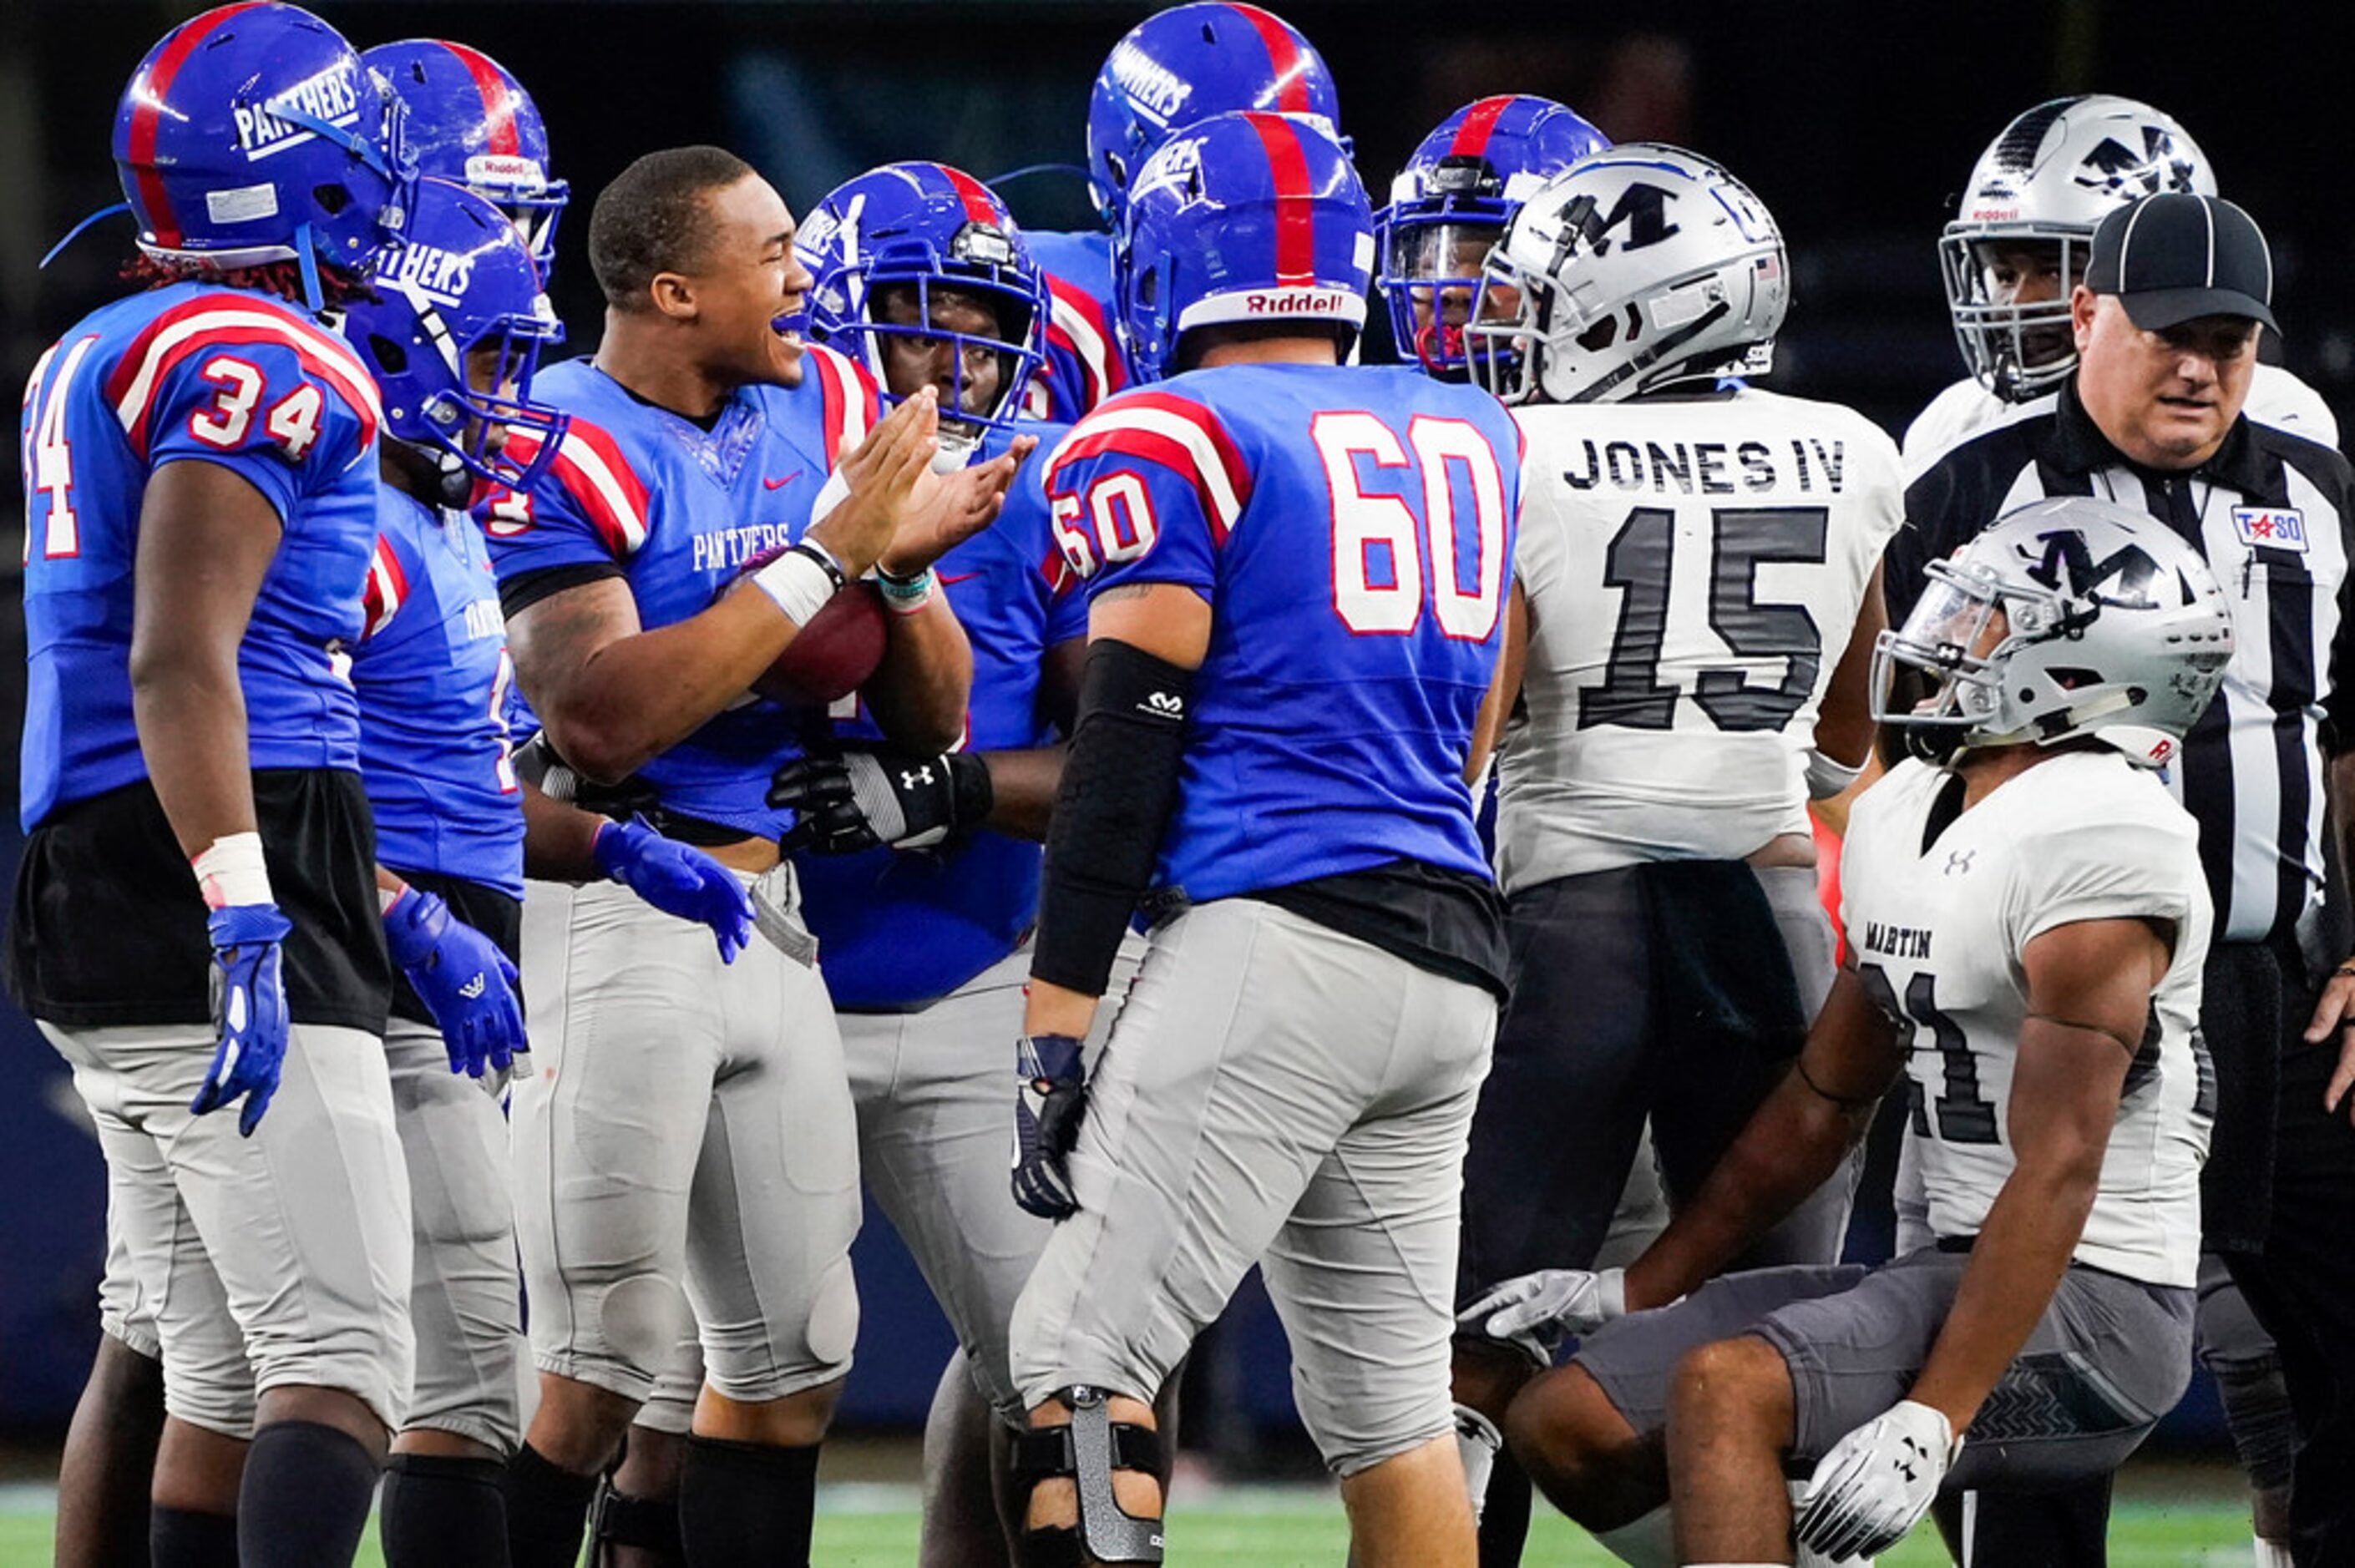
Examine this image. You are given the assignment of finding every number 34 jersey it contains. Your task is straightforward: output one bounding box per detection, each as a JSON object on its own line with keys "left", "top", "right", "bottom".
{"left": 1844, "top": 752, "right": 2213, "bottom": 1288}
{"left": 1043, "top": 364, "right": 1522, "bottom": 904}
{"left": 1497, "top": 388, "right": 1902, "bottom": 891}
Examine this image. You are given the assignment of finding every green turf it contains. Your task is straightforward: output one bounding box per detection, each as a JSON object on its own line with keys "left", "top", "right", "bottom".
{"left": 0, "top": 1496, "right": 2261, "bottom": 1565}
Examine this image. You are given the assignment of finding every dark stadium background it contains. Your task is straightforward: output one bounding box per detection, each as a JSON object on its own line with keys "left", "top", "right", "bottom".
{"left": 1, "top": 0, "right": 2342, "bottom": 1465}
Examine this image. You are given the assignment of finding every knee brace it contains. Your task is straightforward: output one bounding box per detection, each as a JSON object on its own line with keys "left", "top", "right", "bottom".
{"left": 1011, "top": 1387, "right": 1164, "bottom": 1565}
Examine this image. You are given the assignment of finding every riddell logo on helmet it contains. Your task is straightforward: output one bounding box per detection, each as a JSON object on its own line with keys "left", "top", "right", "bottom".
{"left": 1970, "top": 206, "right": 2021, "bottom": 221}
{"left": 464, "top": 154, "right": 548, "bottom": 190}
{"left": 1243, "top": 291, "right": 1347, "bottom": 316}
{"left": 235, "top": 65, "right": 361, "bottom": 159}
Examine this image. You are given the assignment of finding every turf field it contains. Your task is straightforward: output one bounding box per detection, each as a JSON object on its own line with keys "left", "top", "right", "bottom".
{"left": 0, "top": 1477, "right": 2261, "bottom": 1565}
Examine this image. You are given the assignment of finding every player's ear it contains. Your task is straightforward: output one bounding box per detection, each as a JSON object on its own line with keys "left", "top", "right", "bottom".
{"left": 649, "top": 270, "right": 697, "bottom": 321}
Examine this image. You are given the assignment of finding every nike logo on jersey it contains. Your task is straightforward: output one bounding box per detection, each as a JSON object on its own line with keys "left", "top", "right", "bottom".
{"left": 762, "top": 471, "right": 805, "bottom": 490}
{"left": 939, "top": 572, "right": 980, "bottom": 587}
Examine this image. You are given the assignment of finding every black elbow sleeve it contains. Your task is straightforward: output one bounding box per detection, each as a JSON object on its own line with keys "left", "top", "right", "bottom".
{"left": 1031, "top": 639, "right": 1194, "bottom": 997}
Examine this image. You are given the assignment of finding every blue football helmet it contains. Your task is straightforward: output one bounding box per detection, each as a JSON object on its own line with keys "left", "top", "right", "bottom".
{"left": 1118, "top": 111, "right": 1373, "bottom": 385}
{"left": 342, "top": 178, "right": 570, "bottom": 493}
{"left": 111, "top": 3, "right": 414, "bottom": 307}
{"left": 1086, "top": 3, "right": 1345, "bottom": 233}
{"left": 1376, "top": 95, "right": 1611, "bottom": 377}
{"left": 362, "top": 39, "right": 568, "bottom": 281}
{"left": 798, "top": 161, "right": 1049, "bottom": 452}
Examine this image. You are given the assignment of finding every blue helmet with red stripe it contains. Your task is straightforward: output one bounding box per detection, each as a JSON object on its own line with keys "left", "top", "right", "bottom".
{"left": 341, "top": 178, "right": 570, "bottom": 493}
{"left": 1377, "top": 95, "right": 1610, "bottom": 378}
{"left": 1086, "top": 3, "right": 1345, "bottom": 234}
{"left": 1119, "top": 111, "right": 1374, "bottom": 385}
{"left": 797, "top": 161, "right": 1049, "bottom": 452}
{"left": 362, "top": 39, "right": 568, "bottom": 282}
{"left": 111, "top": 3, "right": 415, "bottom": 306}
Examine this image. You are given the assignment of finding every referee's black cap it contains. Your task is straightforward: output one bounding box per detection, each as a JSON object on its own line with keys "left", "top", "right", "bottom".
{"left": 2087, "top": 192, "right": 2277, "bottom": 333}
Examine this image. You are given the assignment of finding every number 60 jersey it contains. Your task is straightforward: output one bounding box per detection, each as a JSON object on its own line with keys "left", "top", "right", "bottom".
{"left": 1044, "top": 363, "right": 1522, "bottom": 903}
{"left": 1496, "top": 387, "right": 1902, "bottom": 891}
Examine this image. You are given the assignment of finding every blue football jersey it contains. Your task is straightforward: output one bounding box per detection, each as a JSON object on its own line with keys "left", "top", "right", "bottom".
{"left": 1020, "top": 230, "right": 1129, "bottom": 426}
{"left": 1044, "top": 366, "right": 1522, "bottom": 903}
{"left": 352, "top": 488, "right": 526, "bottom": 898}
{"left": 479, "top": 345, "right": 880, "bottom": 839}
{"left": 796, "top": 422, "right": 1086, "bottom": 1009}
{"left": 18, "top": 281, "right": 383, "bottom": 830}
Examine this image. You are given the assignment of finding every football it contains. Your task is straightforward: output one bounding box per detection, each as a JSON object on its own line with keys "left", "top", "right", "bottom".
{"left": 752, "top": 579, "right": 889, "bottom": 706}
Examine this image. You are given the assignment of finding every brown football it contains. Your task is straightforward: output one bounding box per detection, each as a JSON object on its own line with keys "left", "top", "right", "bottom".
{"left": 752, "top": 579, "right": 889, "bottom": 706}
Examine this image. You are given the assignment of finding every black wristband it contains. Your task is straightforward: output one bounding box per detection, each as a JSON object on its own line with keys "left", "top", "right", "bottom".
{"left": 947, "top": 751, "right": 995, "bottom": 827}
{"left": 788, "top": 539, "right": 846, "bottom": 591}
{"left": 1032, "top": 639, "right": 1194, "bottom": 997}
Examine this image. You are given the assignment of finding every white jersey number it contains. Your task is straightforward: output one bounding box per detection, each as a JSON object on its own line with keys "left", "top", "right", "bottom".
{"left": 1315, "top": 412, "right": 1508, "bottom": 640}
{"left": 1585, "top": 504, "right": 1828, "bottom": 732}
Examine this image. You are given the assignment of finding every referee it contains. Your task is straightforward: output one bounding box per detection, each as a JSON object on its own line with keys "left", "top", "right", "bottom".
{"left": 1897, "top": 190, "right": 2355, "bottom": 1566}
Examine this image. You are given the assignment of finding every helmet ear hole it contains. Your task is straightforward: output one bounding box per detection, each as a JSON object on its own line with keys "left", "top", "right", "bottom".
{"left": 368, "top": 333, "right": 410, "bottom": 375}
{"left": 1575, "top": 316, "right": 1618, "bottom": 352}
{"left": 314, "top": 184, "right": 352, "bottom": 216}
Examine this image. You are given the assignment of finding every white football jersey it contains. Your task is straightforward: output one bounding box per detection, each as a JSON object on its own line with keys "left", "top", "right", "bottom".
{"left": 1902, "top": 363, "right": 2340, "bottom": 481}
{"left": 1496, "top": 388, "right": 1902, "bottom": 889}
{"left": 1842, "top": 752, "right": 2213, "bottom": 1287}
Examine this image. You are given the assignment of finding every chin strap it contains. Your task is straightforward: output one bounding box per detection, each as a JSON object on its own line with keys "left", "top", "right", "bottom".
{"left": 41, "top": 203, "right": 132, "bottom": 270}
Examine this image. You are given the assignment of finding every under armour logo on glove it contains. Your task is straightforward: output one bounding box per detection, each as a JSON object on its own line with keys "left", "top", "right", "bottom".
{"left": 1795, "top": 1399, "right": 1961, "bottom": 1560}
{"left": 901, "top": 766, "right": 936, "bottom": 790}
{"left": 772, "top": 746, "right": 992, "bottom": 855}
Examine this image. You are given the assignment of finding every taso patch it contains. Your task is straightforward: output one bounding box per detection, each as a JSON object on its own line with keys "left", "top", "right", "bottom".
{"left": 2233, "top": 508, "right": 2307, "bottom": 552}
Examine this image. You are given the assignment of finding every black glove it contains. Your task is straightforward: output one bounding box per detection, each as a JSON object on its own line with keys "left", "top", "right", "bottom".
{"left": 771, "top": 746, "right": 992, "bottom": 854}
{"left": 1011, "top": 1032, "right": 1087, "bottom": 1220}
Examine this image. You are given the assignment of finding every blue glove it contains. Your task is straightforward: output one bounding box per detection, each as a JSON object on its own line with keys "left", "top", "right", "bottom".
{"left": 594, "top": 814, "right": 754, "bottom": 964}
{"left": 384, "top": 888, "right": 526, "bottom": 1079}
{"left": 190, "top": 902, "right": 294, "bottom": 1137}
{"left": 1011, "top": 1033, "right": 1087, "bottom": 1221}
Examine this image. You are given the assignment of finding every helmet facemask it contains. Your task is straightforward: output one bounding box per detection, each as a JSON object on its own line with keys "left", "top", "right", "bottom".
{"left": 1937, "top": 225, "right": 2089, "bottom": 402}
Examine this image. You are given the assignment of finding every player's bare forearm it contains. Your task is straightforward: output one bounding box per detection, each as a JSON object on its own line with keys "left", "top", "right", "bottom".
{"left": 1624, "top": 970, "right": 1899, "bottom": 1309}
{"left": 1026, "top": 976, "right": 1101, "bottom": 1040}
{"left": 864, "top": 597, "right": 972, "bottom": 755}
{"left": 1906, "top": 1108, "right": 2102, "bottom": 1432}
{"left": 978, "top": 746, "right": 1066, "bottom": 841}
{"left": 508, "top": 577, "right": 800, "bottom": 784}
{"left": 519, "top": 781, "right": 607, "bottom": 881}
{"left": 129, "top": 460, "right": 282, "bottom": 858}
{"left": 1908, "top": 920, "right": 2155, "bottom": 1427}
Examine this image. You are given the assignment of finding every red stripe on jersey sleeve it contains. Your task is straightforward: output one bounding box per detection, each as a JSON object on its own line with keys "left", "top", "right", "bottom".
{"left": 540, "top": 416, "right": 651, "bottom": 557}
{"left": 107, "top": 298, "right": 381, "bottom": 458}
{"left": 360, "top": 534, "right": 410, "bottom": 640}
{"left": 1110, "top": 391, "right": 1252, "bottom": 507}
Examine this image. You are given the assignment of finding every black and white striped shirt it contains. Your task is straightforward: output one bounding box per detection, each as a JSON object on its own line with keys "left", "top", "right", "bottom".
{"left": 1892, "top": 378, "right": 2355, "bottom": 944}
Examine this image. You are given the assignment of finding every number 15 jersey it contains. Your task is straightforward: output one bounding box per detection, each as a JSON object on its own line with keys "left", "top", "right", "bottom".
{"left": 1497, "top": 387, "right": 1902, "bottom": 892}
{"left": 1043, "top": 363, "right": 1522, "bottom": 904}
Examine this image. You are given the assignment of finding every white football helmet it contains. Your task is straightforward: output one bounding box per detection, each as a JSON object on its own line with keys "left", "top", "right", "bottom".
{"left": 1466, "top": 144, "right": 1786, "bottom": 405}
{"left": 1871, "top": 498, "right": 2232, "bottom": 770}
{"left": 1941, "top": 95, "right": 2216, "bottom": 402}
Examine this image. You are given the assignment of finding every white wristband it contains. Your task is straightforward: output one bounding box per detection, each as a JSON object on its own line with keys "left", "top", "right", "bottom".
{"left": 1805, "top": 747, "right": 1865, "bottom": 801}
{"left": 751, "top": 548, "right": 839, "bottom": 629}
{"left": 191, "top": 832, "right": 274, "bottom": 911}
